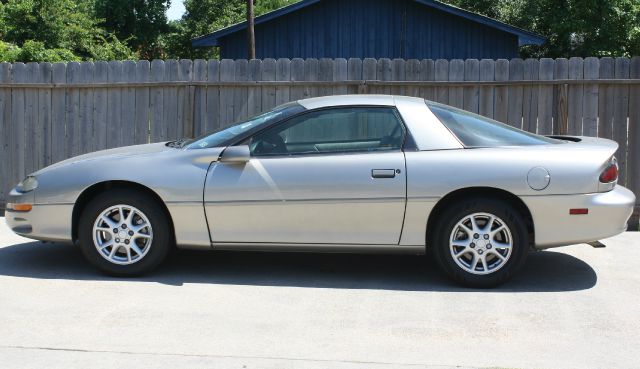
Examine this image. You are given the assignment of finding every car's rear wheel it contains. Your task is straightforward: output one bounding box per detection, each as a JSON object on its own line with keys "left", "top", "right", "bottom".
{"left": 78, "top": 189, "right": 172, "bottom": 276}
{"left": 432, "top": 198, "right": 529, "bottom": 288}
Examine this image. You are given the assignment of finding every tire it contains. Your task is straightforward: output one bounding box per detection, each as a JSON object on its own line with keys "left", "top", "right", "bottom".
{"left": 78, "top": 189, "right": 172, "bottom": 276}
{"left": 432, "top": 198, "right": 529, "bottom": 288}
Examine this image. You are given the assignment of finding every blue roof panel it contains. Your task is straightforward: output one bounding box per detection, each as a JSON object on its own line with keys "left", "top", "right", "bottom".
{"left": 191, "top": 0, "right": 545, "bottom": 48}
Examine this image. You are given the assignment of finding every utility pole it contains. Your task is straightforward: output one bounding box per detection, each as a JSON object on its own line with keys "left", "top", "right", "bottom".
{"left": 247, "top": 0, "right": 256, "bottom": 59}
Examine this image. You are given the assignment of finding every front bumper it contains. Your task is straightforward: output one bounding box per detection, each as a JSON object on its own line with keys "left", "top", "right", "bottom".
{"left": 5, "top": 187, "right": 73, "bottom": 243}
{"left": 522, "top": 185, "right": 636, "bottom": 249}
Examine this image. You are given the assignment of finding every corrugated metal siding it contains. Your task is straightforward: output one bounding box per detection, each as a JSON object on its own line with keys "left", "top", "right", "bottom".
{"left": 219, "top": 0, "right": 519, "bottom": 60}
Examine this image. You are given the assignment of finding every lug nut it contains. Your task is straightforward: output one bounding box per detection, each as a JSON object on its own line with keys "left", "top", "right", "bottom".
{"left": 113, "top": 228, "right": 118, "bottom": 233}
{"left": 121, "top": 224, "right": 127, "bottom": 229}
{"left": 128, "top": 231, "right": 134, "bottom": 236}
{"left": 484, "top": 234, "right": 490, "bottom": 240}
{"left": 470, "top": 243, "right": 475, "bottom": 248}
{"left": 473, "top": 234, "right": 479, "bottom": 239}
{"left": 487, "top": 244, "right": 492, "bottom": 249}
{"left": 115, "top": 238, "right": 120, "bottom": 243}
{"left": 124, "top": 240, "right": 130, "bottom": 245}
{"left": 478, "top": 249, "right": 484, "bottom": 255}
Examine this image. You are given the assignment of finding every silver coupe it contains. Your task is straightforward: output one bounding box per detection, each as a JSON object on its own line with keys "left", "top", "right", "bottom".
{"left": 5, "top": 95, "right": 636, "bottom": 287}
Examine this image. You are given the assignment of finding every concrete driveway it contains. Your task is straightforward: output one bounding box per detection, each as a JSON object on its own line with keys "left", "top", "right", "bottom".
{"left": 0, "top": 217, "right": 638, "bottom": 369}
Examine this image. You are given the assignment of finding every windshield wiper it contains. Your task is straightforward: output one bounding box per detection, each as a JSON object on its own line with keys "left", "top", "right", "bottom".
{"left": 166, "top": 138, "right": 190, "bottom": 148}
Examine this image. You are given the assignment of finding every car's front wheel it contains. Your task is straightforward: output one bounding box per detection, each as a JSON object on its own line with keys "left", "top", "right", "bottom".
{"left": 432, "top": 198, "right": 529, "bottom": 288}
{"left": 78, "top": 189, "right": 172, "bottom": 276}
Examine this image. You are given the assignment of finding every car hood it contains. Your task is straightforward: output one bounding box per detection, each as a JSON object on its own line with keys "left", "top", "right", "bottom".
{"left": 34, "top": 142, "right": 174, "bottom": 175}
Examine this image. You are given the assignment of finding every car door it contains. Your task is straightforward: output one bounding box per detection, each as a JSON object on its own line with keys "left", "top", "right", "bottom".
{"left": 204, "top": 106, "right": 408, "bottom": 245}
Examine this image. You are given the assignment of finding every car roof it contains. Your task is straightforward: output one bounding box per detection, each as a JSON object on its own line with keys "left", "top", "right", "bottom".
{"left": 297, "top": 95, "right": 425, "bottom": 110}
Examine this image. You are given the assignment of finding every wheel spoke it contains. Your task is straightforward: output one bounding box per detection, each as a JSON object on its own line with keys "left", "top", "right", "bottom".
{"left": 469, "top": 216, "right": 480, "bottom": 232}
{"left": 126, "top": 247, "right": 132, "bottom": 262}
{"left": 490, "top": 250, "right": 507, "bottom": 261}
{"left": 109, "top": 245, "right": 119, "bottom": 258}
{"left": 100, "top": 215, "right": 118, "bottom": 229}
{"left": 96, "top": 223, "right": 112, "bottom": 231}
{"left": 134, "top": 233, "right": 151, "bottom": 240}
{"left": 470, "top": 254, "right": 479, "bottom": 271}
{"left": 484, "top": 216, "right": 495, "bottom": 232}
{"left": 131, "top": 221, "right": 149, "bottom": 233}
{"left": 117, "top": 206, "right": 126, "bottom": 223}
{"left": 490, "top": 225, "right": 505, "bottom": 237}
{"left": 99, "top": 240, "right": 114, "bottom": 250}
{"left": 452, "top": 238, "right": 471, "bottom": 248}
{"left": 493, "top": 241, "right": 512, "bottom": 249}
{"left": 123, "top": 208, "right": 135, "bottom": 226}
{"left": 454, "top": 247, "right": 471, "bottom": 257}
{"left": 130, "top": 243, "right": 143, "bottom": 256}
{"left": 480, "top": 255, "right": 489, "bottom": 272}
{"left": 460, "top": 223, "right": 474, "bottom": 235}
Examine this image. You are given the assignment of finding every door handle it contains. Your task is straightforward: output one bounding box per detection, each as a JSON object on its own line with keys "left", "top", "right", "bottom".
{"left": 372, "top": 169, "right": 397, "bottom": 178}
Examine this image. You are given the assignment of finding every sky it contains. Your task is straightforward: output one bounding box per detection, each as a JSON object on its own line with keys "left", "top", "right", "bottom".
{"left": 167, "top": 0, "right": 186, "bottom": 21}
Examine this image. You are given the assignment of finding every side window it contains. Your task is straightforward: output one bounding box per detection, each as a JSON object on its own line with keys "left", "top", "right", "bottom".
{"left": 250, "top": 107, "right": 404, "bottom": 156}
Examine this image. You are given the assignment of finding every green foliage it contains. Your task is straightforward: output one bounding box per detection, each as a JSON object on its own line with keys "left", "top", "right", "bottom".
{"left": 0, "top": 0, "right": 136, "bottom": 62}
{"left": 443, "top": 0, "right": 640, "bottom": 57}
{"left": 0, "top": 41, "right": 82, "bottom": 63}
{"left": 95, "top": 0, "right": 171, "bottom": 59}
{"left": 86, "top": 35, "right": 138, "bottom": 61}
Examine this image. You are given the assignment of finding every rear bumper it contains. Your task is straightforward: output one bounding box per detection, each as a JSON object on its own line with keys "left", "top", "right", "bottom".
{"left": 5, "top": 187, "right": 73, "bottom": 243}
{"left": 522, "top": 186, "right": 635, "bottom": 249}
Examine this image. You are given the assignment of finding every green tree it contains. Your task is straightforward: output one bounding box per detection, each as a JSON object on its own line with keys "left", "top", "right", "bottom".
{"left": 95, "top": 0, "right": 171, "bottom": 59}
{"left": 443, "top": 0, "right": 640, "bottom": 57}
{"left": 0, "top": 0, "right": 136, "bottom": 62}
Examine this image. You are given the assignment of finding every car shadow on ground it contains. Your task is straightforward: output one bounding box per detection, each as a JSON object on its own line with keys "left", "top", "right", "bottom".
{"left": 0, "top": 241, "right": 597, "bottom": 292}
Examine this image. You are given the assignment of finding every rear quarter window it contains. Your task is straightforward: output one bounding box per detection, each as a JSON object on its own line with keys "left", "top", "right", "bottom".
{"left": 426, "top": 101, "right": 560, "bottom": 147}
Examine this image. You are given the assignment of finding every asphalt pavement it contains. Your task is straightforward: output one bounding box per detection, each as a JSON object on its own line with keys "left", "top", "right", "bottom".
{"left": 0, "top": 217, "right": 638, "bottom": 369}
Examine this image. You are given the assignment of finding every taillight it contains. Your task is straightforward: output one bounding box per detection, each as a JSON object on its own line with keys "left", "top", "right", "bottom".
{"left": 599, "top": 159, "right": 618, "bottom": 183}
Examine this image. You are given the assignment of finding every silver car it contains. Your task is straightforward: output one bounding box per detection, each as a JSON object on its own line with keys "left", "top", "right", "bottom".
{"left": 5, "top": 95, "right": 635, "bottom": 287}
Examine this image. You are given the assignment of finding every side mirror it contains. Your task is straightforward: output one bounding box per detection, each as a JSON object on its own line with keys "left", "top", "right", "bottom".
{"left": 219, "top": 145, "right": 250, "bottom": 163}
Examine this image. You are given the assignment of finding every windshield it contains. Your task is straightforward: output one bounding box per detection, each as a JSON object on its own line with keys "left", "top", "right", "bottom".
{"left": 185, "top": 102, "right": 305, "bottom": 149}
{"left": 426, "top": 101, "right": 560, "bottom": 147}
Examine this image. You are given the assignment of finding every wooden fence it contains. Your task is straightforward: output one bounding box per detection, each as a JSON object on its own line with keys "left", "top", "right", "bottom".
{"left": 0, "top": 57, "right": 639, "bottom": 228}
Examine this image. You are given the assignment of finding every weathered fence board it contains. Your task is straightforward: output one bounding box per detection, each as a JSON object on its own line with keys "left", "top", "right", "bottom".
{"left": 10, "top": 63, "right": 26, "bottom": 192}
{"left": 206, "top": 60, "right": 221, "bottom": 135}
{"left": 537, "top": 58, "right": 554, "bottom": 135}
{"left": 494, "top": 59, "right": 509, "bottom": 124}
{"left": 462, "top": 59, "right": 480, "bottom": 114}
{"left": 599, "top": 58, "right": 615, "bottom": 139}
{"left": 0, "top": 57, "right": 639, "bottom": 228}
{"left": 507, "top": 59, "right": 524, "bottom": 129}
{"left": 522, "top": 59, "right": 540, "bottom": 133}
{"left": 582, "top": 57, "right": 599, "bottom": 137}
{"left": 107, "top": 61, "right": 123, "bottom": 148}
{"left": 0, "top": 63, "right": 11, "bottom": 200}
{"left": 93, "top": 61, "right": 108, "bottom": 151}
{"left": 449, "top": 59, "right": 464, "bottom": 109}
{"left": 629, "top": 57, "right": 640, "bottom": 229}
{"left": 135, "top": 60, "right": 151, "bottom": 144}
{"left": 613, "top": 58, "right": 630, "bottom": 185}
{"left": 122, "top": 61, "right": 137, "bottom": 147}
{"left": 51, "top": 63, "right": 67, "bottom": 163}
{"left": 553, "top": 58, "right": 569, "bottom": 135}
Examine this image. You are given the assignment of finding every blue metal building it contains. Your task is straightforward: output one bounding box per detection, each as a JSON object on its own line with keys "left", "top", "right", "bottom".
{"left": 192, "top": 0, "right": 545, "bottom": 60}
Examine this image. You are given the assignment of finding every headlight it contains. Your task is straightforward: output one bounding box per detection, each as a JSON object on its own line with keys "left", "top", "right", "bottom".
{"left": 16, "top": 176, "right": 38, "bottom": 193}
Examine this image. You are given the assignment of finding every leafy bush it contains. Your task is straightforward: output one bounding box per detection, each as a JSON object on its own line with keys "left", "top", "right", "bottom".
{"left": 0, "top": 40, "right": 80, "bottom": 62}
